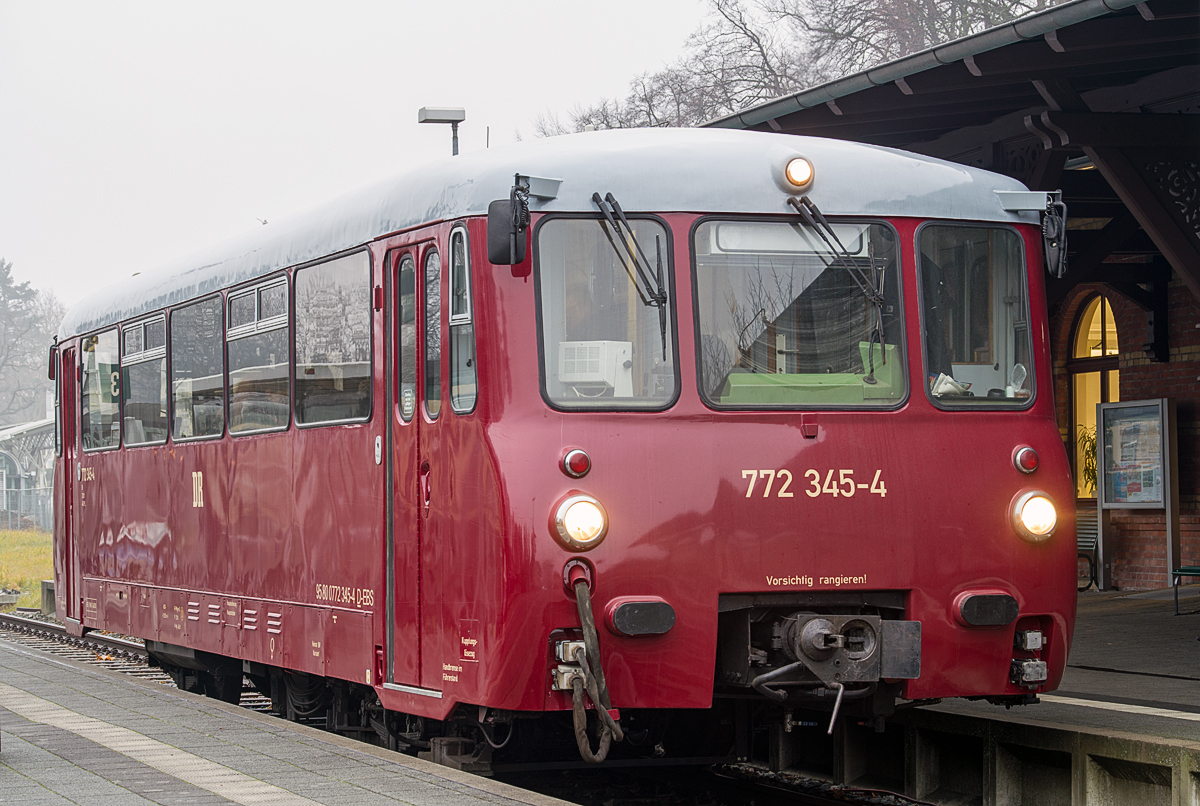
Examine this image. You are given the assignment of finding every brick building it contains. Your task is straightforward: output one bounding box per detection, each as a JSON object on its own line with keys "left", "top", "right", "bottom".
{"left": 709, "top": 0, "right": 1199, "bottom": 588}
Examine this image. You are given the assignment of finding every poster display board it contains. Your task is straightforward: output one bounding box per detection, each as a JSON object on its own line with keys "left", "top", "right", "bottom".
{"left": 1095, "top": 398, "right": 1179, "bottom": 590}
{"left": 1101, "top": 403, "right": 1165, "bottom": 507}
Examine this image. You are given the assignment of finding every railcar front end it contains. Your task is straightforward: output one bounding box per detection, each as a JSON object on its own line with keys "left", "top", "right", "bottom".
{"left": 475, "top": 189, "right": 1074, "bottom": 764}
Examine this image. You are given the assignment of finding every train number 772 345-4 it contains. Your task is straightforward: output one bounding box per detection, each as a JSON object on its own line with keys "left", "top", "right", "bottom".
{"left": 741, "top": 468, "right": 888, "bottom": 498}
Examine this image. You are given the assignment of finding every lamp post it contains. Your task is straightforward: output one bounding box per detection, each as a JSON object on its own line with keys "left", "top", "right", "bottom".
{"left": 418, "top": 107, "right": 466, "bottom": 156}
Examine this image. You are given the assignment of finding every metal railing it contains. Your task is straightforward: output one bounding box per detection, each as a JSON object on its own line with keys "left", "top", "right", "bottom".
{"left": 3, "top": 486, "right": 52, "bottom": 532}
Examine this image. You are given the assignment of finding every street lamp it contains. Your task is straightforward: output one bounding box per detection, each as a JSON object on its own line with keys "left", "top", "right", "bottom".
{"left": 418, "top": 107, "right": 466, "bottom": 156}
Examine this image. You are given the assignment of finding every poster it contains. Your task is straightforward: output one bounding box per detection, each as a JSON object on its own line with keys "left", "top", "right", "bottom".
{"left": 1102, "top": 403, "right": 1164, "bottom": 505}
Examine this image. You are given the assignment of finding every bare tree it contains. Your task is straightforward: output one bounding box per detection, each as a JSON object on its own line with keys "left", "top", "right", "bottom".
{"left": 765, "top": 0, "right": 1062, "bottom": 77}
{"left": 544, "top": 0, "right": 1064, "bottom": 132}
{"left": 545, "top": 0, "right": 820, "bottom": 132}
{"left": 0, "top": 259, "right": 64, "bottom": 426}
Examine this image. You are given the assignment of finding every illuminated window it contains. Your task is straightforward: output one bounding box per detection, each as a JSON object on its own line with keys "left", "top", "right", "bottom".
{"left": 1069, "top": 295, "right": 1119, "bottom": 498}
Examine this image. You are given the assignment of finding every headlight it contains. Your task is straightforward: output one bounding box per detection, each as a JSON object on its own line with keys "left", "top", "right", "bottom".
{"left": 553, "top": 494, "right": 609, "bottom": 551}
{"left": 1011, "top": 491, "right": 1057, "bottom": 543}
{"left": 785, "top": 157, "right": 814, "bottom": 188}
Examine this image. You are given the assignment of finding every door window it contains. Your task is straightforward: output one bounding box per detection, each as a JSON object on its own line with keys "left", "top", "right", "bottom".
{"left": 424, "top": 249, "right": 442, "bottom": 419}
{"left": 397, "top": 255, "right": 418, "bottom": 421}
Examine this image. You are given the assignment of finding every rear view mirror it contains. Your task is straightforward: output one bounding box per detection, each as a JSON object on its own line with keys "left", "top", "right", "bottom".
{"left": 48, "top": 343, "right": 57, "bottom": 380}
{"left": 487, "top": 199, "right": 527, "bottom": 265}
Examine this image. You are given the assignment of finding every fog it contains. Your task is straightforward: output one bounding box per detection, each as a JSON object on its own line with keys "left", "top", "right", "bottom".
{"left": 0, "top": 1, "right": 700, "bottom": 310}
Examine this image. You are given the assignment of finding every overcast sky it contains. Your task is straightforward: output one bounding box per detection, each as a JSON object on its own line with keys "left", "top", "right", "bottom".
{"left": 0, "top": 1, "right": 702, "bottom": 311}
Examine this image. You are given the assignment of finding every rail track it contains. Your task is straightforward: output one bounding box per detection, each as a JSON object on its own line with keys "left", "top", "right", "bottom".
{"left": 0, "top": 610, "right": 273, "bottom": 710}
{"left": 0, "top": 610, "right": 930, "bottom": 805}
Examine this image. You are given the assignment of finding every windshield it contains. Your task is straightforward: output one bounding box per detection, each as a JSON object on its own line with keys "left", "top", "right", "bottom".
{"left": 537, "top": 216, "right": 677, "bottom": 409}
{"left": 694, "top": 219, "right": 904, "bottom": 408}
{"left": 919, "top": 225, "right": 1033, "bottom": 406}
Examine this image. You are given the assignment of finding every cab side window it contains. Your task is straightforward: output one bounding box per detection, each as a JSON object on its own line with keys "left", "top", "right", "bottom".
{"left": 81, "top": 329, "right": 120, "bottom": 450}
{"left": 448, "top": 227, "right": 477, "bottom": 413}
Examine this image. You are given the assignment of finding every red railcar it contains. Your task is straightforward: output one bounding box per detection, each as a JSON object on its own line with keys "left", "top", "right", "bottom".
{"left": 52, "top": 129, "right": 1075, "bottom": 767}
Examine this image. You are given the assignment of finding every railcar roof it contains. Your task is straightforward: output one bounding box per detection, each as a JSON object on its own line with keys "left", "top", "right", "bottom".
{"left": 59, "top": 128, "right": 1035, "bottom": 339}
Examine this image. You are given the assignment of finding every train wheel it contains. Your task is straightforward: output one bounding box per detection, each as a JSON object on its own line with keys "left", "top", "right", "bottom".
{"left": 203, "top": 669, "right": 244, "bottom": 704}
{"left": 161, "top": 664, "right": 205, "bottom": 695}
{"left": 283, "top": 671, "right": 329, "bottom": 722}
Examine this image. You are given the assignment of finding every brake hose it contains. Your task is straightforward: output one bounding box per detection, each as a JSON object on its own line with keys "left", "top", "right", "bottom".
{"left": 570, "top": 578, "right": 625, "bottom": 761}
{"left": 570, "top": 676, "right": 612, "bottom": 762}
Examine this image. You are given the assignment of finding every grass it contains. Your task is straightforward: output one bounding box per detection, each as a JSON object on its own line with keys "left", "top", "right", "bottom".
{"left": 0, "top": 529, "right": 53, "bottom": 610}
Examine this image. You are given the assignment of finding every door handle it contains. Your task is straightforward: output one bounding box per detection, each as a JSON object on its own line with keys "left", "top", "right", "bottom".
{"left": 420, "top": 461, "right": 431, "bottom": 515}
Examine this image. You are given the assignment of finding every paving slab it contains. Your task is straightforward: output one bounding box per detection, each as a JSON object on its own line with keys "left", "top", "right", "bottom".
{"left": 0, "top": 641, "right": 569, "bottom": 806}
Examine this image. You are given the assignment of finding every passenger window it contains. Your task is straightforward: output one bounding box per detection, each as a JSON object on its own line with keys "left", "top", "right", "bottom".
{"left": 171, "top": 296, "right": 225, "bottom": 440}
{"left": 227, "top": 277, "right": 289, "bottom": 433}
{"left": 424, "top": 249, "right": 441, "bottom": 419}
{"left": 122, "top": 316, "right": 168, "bottom": 446}
{"left": 295, "top": 252, "right": 372, "bottom": 425}
{"left": 398, "top": 255, "right": 417, "bottom": 421}
{"left": 81, "top": 329, "right": 120, "bottom": 450}
{"left": 449, "top": 228, "right": 477, "bottom": 413}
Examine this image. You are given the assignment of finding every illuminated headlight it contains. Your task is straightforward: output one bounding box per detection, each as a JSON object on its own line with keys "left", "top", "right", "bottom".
{"left": 553, "top": 494, "right": 609, "bottom": 551}
{"left": 785, "top": 157, "right": 814, "bottom": 188}
{"left": 1011, "top": 491, "right": 1057, "bottom": 543}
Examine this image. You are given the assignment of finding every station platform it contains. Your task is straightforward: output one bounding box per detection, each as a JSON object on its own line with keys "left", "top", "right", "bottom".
{"left": 876, "top": 585, "right": 1200, "bottom": 804}
{"left": 934, "top": 584, "right": 1200, "bottom": 741}
{"left": 0, "top": 640, "right": 568, "bottom": 806}
{"left": 2, "top": 588, "right": 1198, "bottom": 805}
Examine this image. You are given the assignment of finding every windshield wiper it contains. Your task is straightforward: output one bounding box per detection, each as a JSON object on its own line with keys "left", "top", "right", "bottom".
{"left": 786, "top": 195, "right": 888, "bottom": 381}
{"left": 592, "top": 192, "right": 669, "bottom": 359}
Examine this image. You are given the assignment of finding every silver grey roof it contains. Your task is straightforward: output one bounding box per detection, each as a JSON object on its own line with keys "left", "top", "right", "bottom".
{"left": 59, "top": 127, "right": 1035, "bottom": 339}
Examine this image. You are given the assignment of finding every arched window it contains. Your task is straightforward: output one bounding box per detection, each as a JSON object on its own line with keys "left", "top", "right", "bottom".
{"left": 1069, "top": 295, "right": 1119, "bottom": 498}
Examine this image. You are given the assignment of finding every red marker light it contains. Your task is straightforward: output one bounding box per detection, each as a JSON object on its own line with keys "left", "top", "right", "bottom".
{"left": 1014, "top": 446, "right": 1039, "bottom": 474}
{"left": 563, "top": 449, "right": 591, "bottom": 478}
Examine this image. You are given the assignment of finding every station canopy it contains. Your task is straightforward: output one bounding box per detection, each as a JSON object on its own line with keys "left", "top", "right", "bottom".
{"left": 707, "top": 0, "right": 1200, "bottom": 344}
